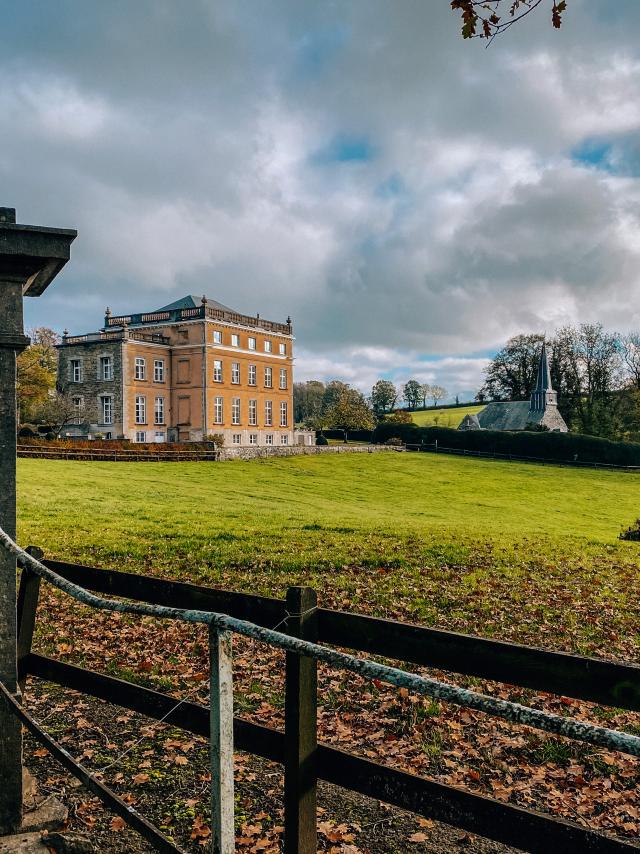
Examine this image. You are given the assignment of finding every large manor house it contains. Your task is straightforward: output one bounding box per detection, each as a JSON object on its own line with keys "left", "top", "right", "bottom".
{"left": 57, "top": 295, "right": 311, "bottom": 446}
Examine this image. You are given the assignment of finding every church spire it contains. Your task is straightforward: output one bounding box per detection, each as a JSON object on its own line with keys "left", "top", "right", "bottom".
{"left": 530, "top": 342, "right": 557, "bottom": 411}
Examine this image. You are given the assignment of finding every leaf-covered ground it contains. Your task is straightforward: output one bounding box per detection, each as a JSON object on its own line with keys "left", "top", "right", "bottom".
{"left": 16, "top": 454, "right": 640, "bottom": 850}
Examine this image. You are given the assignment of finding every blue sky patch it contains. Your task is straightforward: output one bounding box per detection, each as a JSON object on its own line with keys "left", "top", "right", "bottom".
{"left": 311, "top": 134, "right": 375, "bottom": 165}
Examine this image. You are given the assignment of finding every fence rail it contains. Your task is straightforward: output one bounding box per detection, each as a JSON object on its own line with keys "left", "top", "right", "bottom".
{"left": 2, "top": 532, "right": 639, "bottom": 853}
{"left": 17, "top": 444, "right": 219, "bottom": 462}
{"left": 405, "top": 442, "right": 640, "bottom": 471}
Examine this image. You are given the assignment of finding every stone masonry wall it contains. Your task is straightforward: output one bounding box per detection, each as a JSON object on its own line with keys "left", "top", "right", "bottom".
{"left": 217, "top": 444, "right": 400, "bottom": 461}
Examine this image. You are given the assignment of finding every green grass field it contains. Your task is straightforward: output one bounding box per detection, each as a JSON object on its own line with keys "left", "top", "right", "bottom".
{"left": 16, "top": 453, "right": 640, "bottom": 657}
{"left": 410, "top": 404, "right": 485, "bottom": 428}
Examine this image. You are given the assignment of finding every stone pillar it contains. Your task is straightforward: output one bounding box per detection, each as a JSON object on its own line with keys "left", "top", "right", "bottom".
{"left": 0, "top": 207, "right": 75, "bottom": 835}
{"left": 0, "top": 267, "right": 30, "bottom": 834}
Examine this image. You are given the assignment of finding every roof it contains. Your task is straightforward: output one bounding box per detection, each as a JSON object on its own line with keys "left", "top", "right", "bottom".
{"left": 459, "top": 413, "right": 482, "bottom": 430}
{"left": 154, "top": 295, "right": 235, "bottom": 313}
{"left": 534, "top": 342, "right": 552, "bottom": 393}
{"left": 477, "top": 401, "right": 535, "bottom": 431}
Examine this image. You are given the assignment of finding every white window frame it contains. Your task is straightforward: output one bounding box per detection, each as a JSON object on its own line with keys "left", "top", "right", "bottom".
{"left": 99, "top": 394, "right": 113, "bottom": 425}
{"left": 265, "top": 434, "right": 273, "bottom": 445}
{"left": 135, "top": 395, "right": 146, "bottom": 425}
{"left": 213, "top": 360, "right": 223, "bottom": 382}
{"left": 280, "top": 401, "right": 288, "bottom": 427}
{"left": 265, "top": 400, "right": 273, "bottom": 426}
{"left": 70, "top": 359, "right": 82, "bottom": 383}
{"left": 248, "top": 337, "right": 256, "bottom": 350}
{"left": 99, "top": 355, "right": 113, "bottom": 381}
{"left": 249, "top": 433, "right": 258, "bottom": 445}
{"left": 264, "top": 340, "right": 272, "bottom": 353}
{"left": 231, "top": 333, "right": 239, "bottom": 347}
{"left": 280, "top": 433, "right": 289, "bottom": 445}
{"left": 232, "top": 433, "right": 242, "bottom": 445}
{"left": 279, "top": 343, "right": 286, "bottom": 355}
{"left": 135, "top": 431, "right": 146, "bottom": 443}
{"left": 231, "top": 362, "right": 240, "bottom": 384}
{"left": 134, "top": 357, "right": 146, "bottom": 380}
{"left": 72, "top": 395, "right": 83, "bottom": 424}
{"left": 264, "top": 366, "right": 272, "bottom": 388}
{"left": 232, "top": 397, "right": 241, "bottom": 425}
{"left": 279, "top": 368, "right": 287, "bottom": 389}
{"left": 213, "top": 330, "right": 222, "bottom": 344}
{"left": 154, "top": 396, "right": 165, "bottom": 425}
{"left": 214, "top": 396, "right": 223, "bottom": 425}
{"left": 249, "top": 399, "right": 257, "bottom": 426}
{"left": 154, "top": 359, "right": 165, "bottom": 382}
{"left": 248, "top": 364, "right": 256, "bottom": 386}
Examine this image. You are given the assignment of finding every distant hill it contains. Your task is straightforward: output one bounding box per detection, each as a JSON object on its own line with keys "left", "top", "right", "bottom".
{"left": 410, "top": 404, "right": 485, "bottom": 428}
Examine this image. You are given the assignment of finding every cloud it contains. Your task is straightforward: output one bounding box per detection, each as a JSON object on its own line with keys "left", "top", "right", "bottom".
{"left": 5, "top": 0, "right": 640, "bottom": 396}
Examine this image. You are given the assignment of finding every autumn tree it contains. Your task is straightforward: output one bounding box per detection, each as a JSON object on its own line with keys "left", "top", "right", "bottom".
{"left": 430, "top": 385, "right": 448, "bottom": 406}
{"left": 17, "top": 327, "right": 59, "bottom": 423}
{"left": 324, "top": 385, "right": 375, "bottom": 441}
{"left": 451, "top": 0, "right": 567, "bottom": 42}
{"left": 402, "top": 380, "right": 423, "bottom": 410}
{"left": 370, "top": 379, "right": 398, "bottom": 415}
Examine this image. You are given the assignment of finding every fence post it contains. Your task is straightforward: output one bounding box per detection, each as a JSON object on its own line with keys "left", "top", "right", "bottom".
{"left": 16, "top": 547, "right": 44, "bottom": 695}
{"left": 284, "top": 586, "right": 318, "bottom": 854}
{"left": 209, "top": 625, "right": 235, "bottom": 854}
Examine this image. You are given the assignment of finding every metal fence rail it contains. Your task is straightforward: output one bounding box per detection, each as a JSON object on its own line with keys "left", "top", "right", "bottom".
{"left": 2, "top": 527, "right": 639, "bottom": 853}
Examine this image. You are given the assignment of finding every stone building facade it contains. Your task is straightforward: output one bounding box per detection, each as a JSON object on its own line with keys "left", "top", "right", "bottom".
{"left": 57, "top": 295, "right": 314, "bottom": 447}
{"left": 459, "top": 343, "right": 568, "bottom": 433}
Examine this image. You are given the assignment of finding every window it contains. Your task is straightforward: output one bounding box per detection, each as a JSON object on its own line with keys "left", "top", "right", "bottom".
{"left": 213, "top": 360, "right": 223, "bottom": 382}
{"left": 70, "top": 359, "right": 81, "bottom": 383}
{"left": 154, "top": 431, "right": 166, "bottom": 443}
{"left": 154, "top": 396, "right": 165, "bottom": 425}
{"left": 249, "top": 433, "right": 258, "bottom": 445}
{"left": 135, "top": 357, "right": 146, "bottom": 380}
{"left": 280, "top": 433, "right": 289, "bottom": 445}
{"left": 135, "top": 431, "right": 146, "bottom": 443}
{"left": 214, "top": 397, "right": 223, "bottom": 425}
{"left": 135, "top": 395, "right": 146, "bottom": 424}
{"left": 232, "top": 397, "right": 241, "bottom": 425}
{"left": 265, "top": 434, "right": 273, "bottom": 445}
{"left": 231, "top": 362, "right": 240, "bottom": 384}
{"left": 249, "top": 399, "right": 257, "bottom": 426}
{"left": 264, "top": 340, "right": 272, "bottom": 353}
{"left": 105, "top": 432, "right": 112, "bottom": 440}
{"left": 248, "top": 364, "right": 256, "bottom": 386}
{"left": 231, "top": 334, "right": 239, "bottom": 347}
{"left": 72, "top": 396, "right": 83, "bottom": 424}
{"left": 279, "top": 343, "right": 286, "bottom": 355}
{"left": 100, "top": 356, "right": 113, "bottom": 381}
{"left": 154, "top": 360, "right": 165, "bottom": 382}
{"left": 279, "top": 368, "right": 287, "bottom": 389}
{"left": 280, "top": 401, "right": 288, "bottom": 427}
{"left": 265, "top": 400, "right": 273, "bottom": 426}
{"left": 99, "top": 395, "right": 113, "bottom": 425}
{"left": 232, "top": 434, "right": 242, "bottom": 445}
{"left": 248, "top": 337, "right": 256, "bottom": 350}
{"left": 213, "top": 330, "right": 222, "bottom": 344}
{"left": 264, "top": 366, "right": 272, "bottom": 388}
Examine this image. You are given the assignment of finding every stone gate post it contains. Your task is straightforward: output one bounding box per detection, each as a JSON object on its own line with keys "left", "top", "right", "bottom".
{"left": 0, "top": 208, "right": 75, "bottom": 834}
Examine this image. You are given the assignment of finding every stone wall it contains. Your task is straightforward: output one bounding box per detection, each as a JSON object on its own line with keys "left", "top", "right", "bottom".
{"left": 217, "top": 444, "right": 399, "bottom": 461}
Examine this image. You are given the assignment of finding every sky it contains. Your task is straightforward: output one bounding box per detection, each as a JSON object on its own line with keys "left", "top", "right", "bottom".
{"left": 5, "top": 0, "right": 640, "bottom": 401}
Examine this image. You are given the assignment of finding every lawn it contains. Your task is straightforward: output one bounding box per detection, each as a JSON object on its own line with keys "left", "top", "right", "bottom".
{"left": 410, "top": 404, "right": 485, "bottom": 428}
{"left": 15, "top": 453, "right": 640, "bottom": 846}
{"left": 16, "top": 452, "right": 640, "bottom": 656}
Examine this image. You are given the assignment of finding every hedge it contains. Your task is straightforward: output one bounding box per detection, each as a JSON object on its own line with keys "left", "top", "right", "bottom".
{"left": 317, "top": 429, "right": 375, "bottom": 442}
{"left": 371, "top": 423, "right": 640, "bottom": 467}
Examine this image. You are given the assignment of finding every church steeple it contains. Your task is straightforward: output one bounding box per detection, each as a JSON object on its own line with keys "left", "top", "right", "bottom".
{"left": 530, "top": 342, "right": 557, "bottom": 411}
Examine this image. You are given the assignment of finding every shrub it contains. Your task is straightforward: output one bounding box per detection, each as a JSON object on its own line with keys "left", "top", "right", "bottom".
{"left": 206, "top": 433, "right": 225, "bottom": 447}
{"left": 384, "top": 437, "right": 404, "bottom": 446}
{"left": 45, "top": 432, "right": 56, "bottom": 441}
{"left": 620, "top": 520, "right": 640, "bottom": 541}
{"left": 383, "top": 410, "right": 413, "bottom": 424}
{"left": 18, "top": 425, "right": 37, "bottom": 438}
{"left": 316, "top": 434, "right": 329, "bottom": 446}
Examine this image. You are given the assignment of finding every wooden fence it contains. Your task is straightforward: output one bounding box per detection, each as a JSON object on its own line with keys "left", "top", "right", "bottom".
{"left": 17, "top": 444, "right": 219, "bottom": 462}
{"left": 13, "top": 551, "right": 640, "bottom": 853}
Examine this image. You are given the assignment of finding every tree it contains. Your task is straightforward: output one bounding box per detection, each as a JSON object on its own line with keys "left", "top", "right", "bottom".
{"left": 451, "top": 0, "right": 567, "bottom": 42}
{"left": 37, "top": 389, "right": 77, "bottom": 437}
{"left": 621, "top": 334, "right": 640, "bottom": 390}
{"left": 420, "top": 384, "right": 432, "bottom": 409}
{"left": 371, "top": 379, "right": 398, "bottom": 415}
{"left": 324, "top": 385, "right": 375, "bottom": 441}
{"left": 293, "top": 380, "right": 325, "bottom": 426}
{"left": 430, "top": 385, "right": 448, "bottom": 406}
{"left": 480, "top": 333, "right": 544, "bottom": 401}
{"left": 403, "top": 379, "right": 423, "bottom": 410}
{"left": 17, "top": 327, "right": 59, "bottom": 423}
